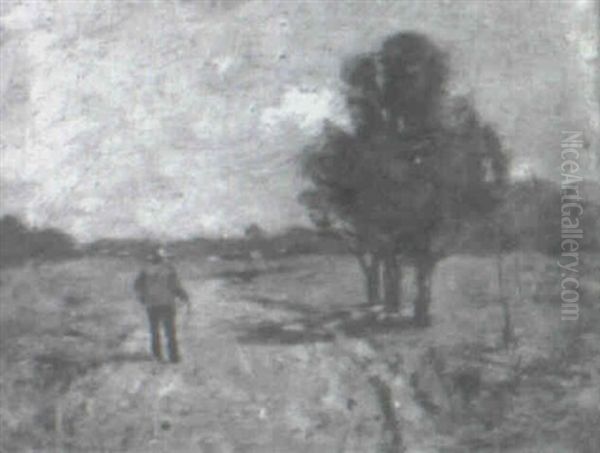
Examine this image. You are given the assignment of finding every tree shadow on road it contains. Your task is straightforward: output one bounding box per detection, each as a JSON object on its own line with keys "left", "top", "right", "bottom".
{"left": 235, "top": 302, "right": 416, "bottom": 346}
{"left": 232, "top": 294, "right": 320, "bottom": 316}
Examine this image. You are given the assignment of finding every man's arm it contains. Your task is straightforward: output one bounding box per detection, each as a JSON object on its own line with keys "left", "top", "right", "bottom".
{"left": 168, "top": 268, "right": 189, "bottom": 302}
{"left": 168, "top": 268, "right": 191, "bottom": 315}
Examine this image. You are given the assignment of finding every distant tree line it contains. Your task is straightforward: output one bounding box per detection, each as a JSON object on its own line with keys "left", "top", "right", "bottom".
{"left": 0, "top": 215, "right": 79, "bottom": 267}
{"left": 168, "top": 225, "right": 348, "bottom": 260}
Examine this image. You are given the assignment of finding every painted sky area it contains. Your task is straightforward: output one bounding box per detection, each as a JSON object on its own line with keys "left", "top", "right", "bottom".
{"left": 1, "top": 0, "right": 598, "bottom": 241}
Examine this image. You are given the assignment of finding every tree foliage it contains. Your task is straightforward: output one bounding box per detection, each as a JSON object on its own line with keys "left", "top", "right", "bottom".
{"left": 299, "top": 32, "right": 509, "bottom": 322}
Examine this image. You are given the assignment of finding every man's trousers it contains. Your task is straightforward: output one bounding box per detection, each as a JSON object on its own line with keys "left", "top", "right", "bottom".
{"left": 146, "top": 305, "right": 180, "bottom": 363}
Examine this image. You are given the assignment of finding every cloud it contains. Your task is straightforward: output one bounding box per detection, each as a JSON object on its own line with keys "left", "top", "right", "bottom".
{"left": 260, "top": 86, "right": 349, "bottom": 134}
{"left": 511, "top": 160, "right": 535, "bottom": 180}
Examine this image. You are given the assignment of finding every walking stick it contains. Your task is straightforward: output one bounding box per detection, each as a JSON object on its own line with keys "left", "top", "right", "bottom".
{"left": 178, "top": 297, "right": 192, "bottom": 327}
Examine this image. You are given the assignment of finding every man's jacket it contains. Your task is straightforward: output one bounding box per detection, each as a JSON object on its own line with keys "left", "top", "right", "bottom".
{"left": 134, "top": 263, "right": 189, "bottom": 307}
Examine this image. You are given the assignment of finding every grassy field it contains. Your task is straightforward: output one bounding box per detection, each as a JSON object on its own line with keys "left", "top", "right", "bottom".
{"left": 1, "top": 253, "right": 599, "bottom": 452}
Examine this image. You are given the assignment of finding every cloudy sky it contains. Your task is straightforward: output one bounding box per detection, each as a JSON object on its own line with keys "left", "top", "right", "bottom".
{"left": 1, "top": 0, "right": 598, "bottom": 241}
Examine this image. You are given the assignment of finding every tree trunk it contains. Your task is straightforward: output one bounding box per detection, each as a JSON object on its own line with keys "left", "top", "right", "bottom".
{"left": 495, "top": 220, "right": 514, "bottom": 348}
{"left": 497, "top": 253, "right": 513, "bottom": 349}
{"left": 367, "top": 258, "right": 382, "bottom": 305}
{"left": 357, "top": 253, "right": 382, "bottom": 305}
{"left": 414, "top": 256, "right": 434, "bottom": 327}
{"left": 383, "top": 253, "right": 400, "bottom": 312}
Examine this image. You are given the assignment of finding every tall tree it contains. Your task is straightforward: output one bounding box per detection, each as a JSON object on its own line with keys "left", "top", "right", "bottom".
{"left": 300, "top": 32, "right": 508, "bottom": 325}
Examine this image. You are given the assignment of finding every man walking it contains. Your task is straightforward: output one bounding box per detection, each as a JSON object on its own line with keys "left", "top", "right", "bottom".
{"left": 134, "top": 247, "right": 189, "bottom": 363}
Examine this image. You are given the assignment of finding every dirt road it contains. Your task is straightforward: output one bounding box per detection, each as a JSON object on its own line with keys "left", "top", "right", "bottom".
{"left": 92, "top": 269, "right": 437, "bottom": 452}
